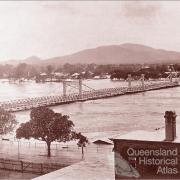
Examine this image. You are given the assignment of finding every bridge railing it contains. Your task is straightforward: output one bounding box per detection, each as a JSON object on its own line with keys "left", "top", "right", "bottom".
{"left": 0, "top": 80, "right": 178, "bottom": 112}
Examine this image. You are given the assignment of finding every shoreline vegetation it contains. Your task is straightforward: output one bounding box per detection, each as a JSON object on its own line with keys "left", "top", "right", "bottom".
{"left": 0, "top": 63, "right": 179, "bottom": 83}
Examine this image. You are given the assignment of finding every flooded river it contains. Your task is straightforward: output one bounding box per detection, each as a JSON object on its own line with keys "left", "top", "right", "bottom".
{"left": 0, "top": 79, "right": 179, "bottom": 137}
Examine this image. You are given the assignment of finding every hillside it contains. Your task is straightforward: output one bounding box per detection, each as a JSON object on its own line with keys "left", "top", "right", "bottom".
{"left": 43, "top": 43, "right": 180, "bottom": 65}
{"left": 3, "top": 43, "right": 180, "bottom": 65}
{"left": 3, "top": 56, "right": 42, "bottom": 65}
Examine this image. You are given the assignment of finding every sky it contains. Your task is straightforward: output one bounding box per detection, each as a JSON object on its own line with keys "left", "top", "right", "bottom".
{"left": 0, "top": 1, "right": 180, "bottom": 61}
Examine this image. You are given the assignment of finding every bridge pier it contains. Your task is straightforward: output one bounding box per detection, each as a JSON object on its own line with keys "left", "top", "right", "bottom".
{"left": 127, "top": 74, "right": 132, "bottom": 89}
{"left": 62, "top": 81, "right": 67, "bottom": 97}
{"left": 169, "top": 71, "right": 173, "bottom": 83}
{"left": 79, "top": 78, "right": 82, "bottom": 98}
{"left": 141, "top": 74, "right": 145, "bottom": 90}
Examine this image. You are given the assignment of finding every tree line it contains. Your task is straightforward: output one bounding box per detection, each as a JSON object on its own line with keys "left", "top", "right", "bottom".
{"left": 0, "top": 63, "right": 179, "bottom": 80}
{"left": 110, "top": 64, "right": 178, "bottom": 80}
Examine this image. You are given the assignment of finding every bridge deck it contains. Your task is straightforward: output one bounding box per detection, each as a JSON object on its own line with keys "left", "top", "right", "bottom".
{"left": 0, "top": 81, "right": 179, "bottom": 112}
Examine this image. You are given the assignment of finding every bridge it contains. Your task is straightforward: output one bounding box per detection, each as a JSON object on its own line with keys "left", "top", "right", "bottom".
{"left": 0, "top": 74, "right": 179, "bottom": 112}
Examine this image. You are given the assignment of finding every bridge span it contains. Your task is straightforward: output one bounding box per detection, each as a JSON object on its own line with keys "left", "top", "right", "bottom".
{"left": 0, "top": 80, "right": 179, "bottom": 112}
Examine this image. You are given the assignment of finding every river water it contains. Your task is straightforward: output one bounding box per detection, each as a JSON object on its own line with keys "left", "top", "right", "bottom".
{"left": 0, "top": 79, "right": 180, "bottom": 138}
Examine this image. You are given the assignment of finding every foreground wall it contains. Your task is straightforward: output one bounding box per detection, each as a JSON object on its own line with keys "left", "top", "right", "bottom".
{"left": 113, "top": 139, "right": 180, "bottom": 179}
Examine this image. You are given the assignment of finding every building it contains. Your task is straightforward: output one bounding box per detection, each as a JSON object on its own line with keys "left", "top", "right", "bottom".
{"left": 71, "top": 73, "right": 80, "bottom": 79}
{"left": 112, "top": 111, "right": 180, "bottom": 179}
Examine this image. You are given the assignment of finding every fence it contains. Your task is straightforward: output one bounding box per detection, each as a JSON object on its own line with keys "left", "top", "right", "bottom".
{"left": 0, "top": 139, "right": 113, "bottom": 154}
{"left": 0, "top": 158, "right": 66, "bottom": 174}
{"left": 0, "top": 139, "right": 113, "bottom": 174}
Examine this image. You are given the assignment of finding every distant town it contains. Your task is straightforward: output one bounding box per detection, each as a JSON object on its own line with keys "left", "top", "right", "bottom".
{"left": 0, "top": 63, "right": 179, "bottom": 83}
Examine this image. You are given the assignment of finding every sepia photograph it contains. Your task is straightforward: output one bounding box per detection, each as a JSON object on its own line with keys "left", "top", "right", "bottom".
{"left": 0, "top": 1, "right": 180, "bottom": 179}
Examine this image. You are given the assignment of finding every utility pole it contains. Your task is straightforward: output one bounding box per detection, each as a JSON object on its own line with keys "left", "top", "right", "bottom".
{"left": 18, "top": 140, "right": 20, "bottom": 160}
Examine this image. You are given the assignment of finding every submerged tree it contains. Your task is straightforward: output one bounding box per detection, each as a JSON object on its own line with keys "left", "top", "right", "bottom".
{"left": 0, "top": 108, "right": 17, "bottom": 136}
{"left": 77, "top": 133, "right": 88, "bottom": 158}
{"left": 16, "top": 107, "right": 81, "bottom": 157}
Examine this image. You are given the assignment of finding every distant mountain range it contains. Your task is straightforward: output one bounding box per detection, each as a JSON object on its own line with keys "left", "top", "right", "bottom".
{"left": 4, "top": 56, "right": 42, "bottom": 65}
{"left": 3, "top": 43, "right": 180, "bottom": 65}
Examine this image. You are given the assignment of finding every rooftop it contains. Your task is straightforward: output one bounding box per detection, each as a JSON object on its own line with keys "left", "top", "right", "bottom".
{"left": 112, "top": 124, "right": 180, "bottom": 143}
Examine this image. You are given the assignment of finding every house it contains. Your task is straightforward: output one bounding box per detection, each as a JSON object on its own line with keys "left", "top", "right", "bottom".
{"left": 39, "top": 73, "right": 47, "bottom": 76}
{"left": 71, "top": 73, "right": 80, "bottom": 79}
{"left": 93, "top": 75, "right": 101, "bottom": 79}
{"left": 53, "top": 72, "right": 64, "bottom": 77}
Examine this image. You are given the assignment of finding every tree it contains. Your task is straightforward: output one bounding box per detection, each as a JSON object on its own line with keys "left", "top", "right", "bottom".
{"left": 0, "top": 108, "right": 17, "bottom": 136}
{"left": 46, "top": 65, "right": 54, "bottom": 74}
{"left": 77, "top": 133, "right": 88, "bottom": 158}
{"left": 3, "top": 64, "right": 14, "bottom": 78}
{"left": 14, "top": 63, "right": 28, "bottom": 79}
{"left": 46, "top": 65, "right": 54, "bottom": 81}
{"left": 16, "top": 107, "right": 78, "bottom": 157}
{"left": 110, "top": 70, "right": 129, "bottom": 80}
